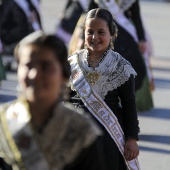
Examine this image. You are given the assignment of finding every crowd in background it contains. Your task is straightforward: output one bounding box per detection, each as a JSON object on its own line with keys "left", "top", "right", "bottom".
{"left": 0, "top": 1, "right": 155, "bottom": 169}
{"left": 0, "top": 0, "right": 154, "bottom": 112}
{"left": 0, "top": 0, "right": 41, "bottom": 72}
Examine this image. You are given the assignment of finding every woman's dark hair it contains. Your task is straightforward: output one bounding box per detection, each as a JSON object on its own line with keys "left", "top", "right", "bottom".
{"left": 14, "top": 31, "right": 71, "bottom": 79}
{"left": 83, "top": 8, "right": 118, "bottom": 39}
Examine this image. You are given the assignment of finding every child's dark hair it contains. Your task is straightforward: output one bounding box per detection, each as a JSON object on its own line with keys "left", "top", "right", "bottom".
{"left": 83, "top": 8, "right": 118, "bottom": 39}
{"left": 14, "top": 31, "right": 71, "bottom": 79}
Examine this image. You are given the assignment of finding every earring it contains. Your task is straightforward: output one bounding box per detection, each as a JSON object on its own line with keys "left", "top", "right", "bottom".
{"left": 110, "top": 38, "right": 114, "bottom": 50}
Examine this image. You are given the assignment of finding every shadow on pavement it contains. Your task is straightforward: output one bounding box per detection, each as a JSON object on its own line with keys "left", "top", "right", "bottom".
{"left": 139, "top": 134, "right": 170, "bottom": 154}
{"left": 139, "top": 108, "right": 170, "bottom": 120}
{"left": 154, "top": 78, "right": 170, "bottom": 89}
{"left": 153, "top": 67, "right": 170, "bottom": 72}
{"left": 139, "top": 134, "right": 170, "bottom": 145}
{"left": 139, "top": 146, "right": 170, "bottom": 155}
{"left": 0, "top": 94, "right": 16, "bottom": 104}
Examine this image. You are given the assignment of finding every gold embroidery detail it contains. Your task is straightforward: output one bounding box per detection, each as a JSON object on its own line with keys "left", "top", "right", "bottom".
{"left": 87, "top": 72, "right": 100, "bottom": 86}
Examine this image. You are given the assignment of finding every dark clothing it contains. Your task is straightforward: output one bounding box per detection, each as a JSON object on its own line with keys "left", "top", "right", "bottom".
{"left": 0, "top": 0, "right": 41, "bottom": 54}
{"left": 60, "top": 1, "right": 84, "bottom": 34}
{"left": 71, "top": 75, "right": 139, "bottom": 140}
{"left": 125, "top": 0, "right": 146, "bottom": 41}
{"left": 114, "top": 25, "right": 146, "bottom": 90}
{"left": 0, "top": 0, "right": 33, "bottom": 45}
{"left": 0, "top": 158, "right": 12, "bottom": 170}
{"left": 70, "top": 76, "right": 139, "bottom": 170}
{"left": 0, "top": 100, "right": 106, "bottom": 170}
{"left": 64, "top": 136, "right": 106, "bottom": 170}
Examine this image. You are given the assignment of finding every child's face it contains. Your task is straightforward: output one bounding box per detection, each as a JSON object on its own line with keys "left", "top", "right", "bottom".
{"left": 84, "top": 17, "right": 112, "bottom": 54}
{"left": 17, "top": 45, "right": 64, "bottom": 103}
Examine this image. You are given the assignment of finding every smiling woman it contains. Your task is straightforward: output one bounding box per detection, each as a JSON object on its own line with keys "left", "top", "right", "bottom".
{"left": 68, "top": 8, "right": 141, "bottom": 170}
{"left": 0, "top": 31, "right": 106, "bottom": 170}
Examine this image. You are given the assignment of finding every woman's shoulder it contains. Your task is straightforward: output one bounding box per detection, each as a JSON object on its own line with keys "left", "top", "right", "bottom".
{"left": 110, "top": 49, "right": 125, "bottom": 59}
{"left": 109, "top": 49, "right": 133, "bottom": 66}
{"left": 0, "top": 99, "right": 18, "bottom": 114}
{"left": 57, "top": 102, "right": 101, "bottom": 136}
{"left": 45, "top": 102, "right": 102, "bottom": 168}
{"left": 107, "top": 49, "right": 137, "bottom": 81}
{"left": 53, "top": 102, "right": 102, "bottom": 142}
{"left": 68, "top": 49, "right": 86, "bottom": 59}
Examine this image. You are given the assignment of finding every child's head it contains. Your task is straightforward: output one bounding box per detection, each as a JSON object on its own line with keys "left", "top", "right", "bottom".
{"left": 83, "top": 8, "right": 118, "bottom": 37}
{"left": 83, "top": 8, "right": 118, "bottom": 53}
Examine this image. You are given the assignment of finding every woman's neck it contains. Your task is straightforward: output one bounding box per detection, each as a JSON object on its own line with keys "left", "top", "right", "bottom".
{"left": 28, "top": 99, "right": 57, "bottom": 130}
{"left": 88, "top": 48, "right": 109, "bottom": 69}
{"left": 89, "top": 51, "right": 103, "bottom": 60}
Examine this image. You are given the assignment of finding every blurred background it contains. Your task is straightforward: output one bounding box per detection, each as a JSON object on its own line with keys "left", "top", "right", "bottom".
{"left": 0, "top": 0, "right": 170, "bottom": 169}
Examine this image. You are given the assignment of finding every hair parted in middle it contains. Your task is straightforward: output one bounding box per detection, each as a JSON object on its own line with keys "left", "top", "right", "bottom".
{"left": 82, "top": 8, "right": 118, "bottom": 41}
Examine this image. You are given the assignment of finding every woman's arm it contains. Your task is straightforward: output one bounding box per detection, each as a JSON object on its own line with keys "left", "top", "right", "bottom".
{"left": 118, "top": 75, "right": 140, "bottom": 160}
{"left": 118, "top": 75, "right": 140, "bottom": 139}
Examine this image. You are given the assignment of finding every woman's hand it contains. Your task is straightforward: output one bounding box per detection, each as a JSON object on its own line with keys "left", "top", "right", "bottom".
{"left": 124, "top": 139, "right": 139, "bottom": 161}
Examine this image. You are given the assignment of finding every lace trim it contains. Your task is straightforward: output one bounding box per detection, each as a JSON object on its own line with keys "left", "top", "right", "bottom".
{"left": 41, "top": 102, "right": 101, "bottom": 170}
{"left": 79, "top": 49, "right": 137, "bottom": 100}
{"left": 0, "top": 100, "right": 101, "bottom": 170}
{"left": 86, "top": 47, "right": 110, "bottom": 67}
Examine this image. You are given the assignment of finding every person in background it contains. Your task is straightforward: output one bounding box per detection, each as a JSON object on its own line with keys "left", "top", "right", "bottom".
{"left": 68, "top": 8, "right": 140, "bottom": 170}
{"left": 0, "top": 31, "right": 106, "bottom": 170}
{"left": 0, "top": 0, "right": 41, "bottom": 70}
{"left": 56, "top": 0, "right": 91, "bottom": 44}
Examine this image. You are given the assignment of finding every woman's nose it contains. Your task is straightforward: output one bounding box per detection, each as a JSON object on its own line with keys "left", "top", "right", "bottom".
{"left": 92, "top": 33, "right": 97, "bottom": 39}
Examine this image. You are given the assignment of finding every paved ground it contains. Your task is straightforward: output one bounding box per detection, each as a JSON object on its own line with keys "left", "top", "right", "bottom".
{"left": 137, "top": 1, "right": 170, "bottom": 170}
{"left": 0, "top": 1, "right": 170, "bottom": 170}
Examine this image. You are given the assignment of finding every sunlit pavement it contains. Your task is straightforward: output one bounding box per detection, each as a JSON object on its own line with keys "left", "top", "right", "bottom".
{"left": 0, "top": 1, "right": 170, "bottom": 170}
{"left": 137, "top": 1, "right": 170, "bottom": 170}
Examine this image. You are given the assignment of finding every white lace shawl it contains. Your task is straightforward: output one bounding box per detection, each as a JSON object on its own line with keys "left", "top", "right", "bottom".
{"left": 79, "top": 49, "right": 137, "bottom": 100}
{"left": 0, "top": 100, "right": 101, "bottom": 170}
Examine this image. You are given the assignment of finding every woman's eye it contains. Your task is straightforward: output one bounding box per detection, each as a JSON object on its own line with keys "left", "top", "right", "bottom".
{"left": 99, "top": 31, "right": 105, "bottom": 35}
{"left": 87, "top": 31, "right": 93, "bottom": 35}
{"left": 26, "top": 63, "right": 33, "bottom": 69}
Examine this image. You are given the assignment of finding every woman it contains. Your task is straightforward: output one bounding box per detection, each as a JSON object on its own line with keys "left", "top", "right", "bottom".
{"left": 0, "top": 31, "right": 106, "bottom": 170}
{"left": 68, "top": 8, "right": 141, "bottom": 170}
{"left": 69, "top": 0, "right": 153, "bottom": 112}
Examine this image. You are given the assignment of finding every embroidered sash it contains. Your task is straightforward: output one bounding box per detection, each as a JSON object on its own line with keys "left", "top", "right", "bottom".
{"left": 69, "top": 53, "right": 141, "bottom": 170}
{"left": 0, "top": 100, "right": 49, "bottom": 170}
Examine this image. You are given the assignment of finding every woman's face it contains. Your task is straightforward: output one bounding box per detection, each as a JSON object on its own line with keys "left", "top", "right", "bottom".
{"left": 84, "top": 17, "right": 112, "bottom": 54}
{"left": 18, "top": 45, "right": 64, "bottom": 103}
